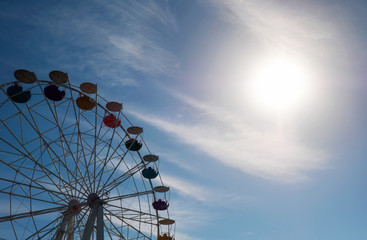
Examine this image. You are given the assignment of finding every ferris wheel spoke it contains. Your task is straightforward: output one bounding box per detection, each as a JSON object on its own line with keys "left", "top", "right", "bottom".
{"left": 103, "top": 214, "right": 127, "bottom": 240}
{"left": 26, "top": 96, "right": 92, "bottom": 196}
{"left": 116, "top": 215, "right": 155, "bottom": 227}
{"left": 101, "top": 162, "right": 146, "bottom": 194}
{"left": 101, "top": 130, "right": 119, "bottom": 170}
{"left": 61, "top": 130, "right": 92, "bottom": 183}
{"left": 94, "top": 136, "right": 125, "bottom": 191}
{"left": 34, "top": 146, "right": 86, "bottom": 198}
{"left": 24, "top": 213, "right": 66, "bottom": 240}
{"left": 71, "top": 104, "right": 103, "bottom": 193}
{"left": 104, "top": 225, "right": 119, "bottom": 240}
{"left": 65, "top": 136, "right": 93, "bottom": 197}
{"left": 21, "top": 102, "right": 88, "bottom": 196}
{"left": 75, "top": 131, "right": 100, "bottom": 194}
{"left": 1, "top": 189, "right": 64, "bottom": 206}
{"left": 0, "top": 117, "right": 87, "bottom": 198}
{"left": 30, "top": 140, "right": 69, "bottom": 188}
{"left": 41, "top": 144, "right": 85, "bottom": 197}
{"left": 96, "top": 143, "right": 144, "bottom": 194}
{"left": 0, "top": 159, "right": 73, "bottom": 204}
{"left": 0, "top": 205, "right": 67, "bottom": 223}
{"left": 88, "top": 118, "right": 106, "bottom": 192}
{"left": 104, "top": 208, "right": 151, "bottom": 239}
{"left": 74, "top": 112, "right": 98, "bottom": 195}
{"left": 0, "top": 177, "right": 76, "bottom": 204}
{"left": 4, "top": 151, "right": 75, "bottom": 203}
{"left": 106, "top": 190, "right": 154, "bottom": 202}
{"left": 105, "top": 210, "right": 156, "bottom": 226}
{"left": 104, "top": 203, "right": 157, "bottom": 224}
{"left": 46, "top": 122, "right": 93, "bottom": 196}
{"left": 0, "top": 148, "right": 24, "bottom": 158}
{"left": 0, "top": 136, "right": 61, "bottom": 189}
{"left": 57, "top": 95, "right": 73, "bottom": 129}
{"left": 100, "top": 151, "right": 145, "bottom": 192}
{"left": 98, "top": 136, "right": 145, "bottom": 188}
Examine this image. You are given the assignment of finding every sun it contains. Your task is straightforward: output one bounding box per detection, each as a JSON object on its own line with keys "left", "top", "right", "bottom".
{"left": 246, "top": 55, "right": 314, "bottom": 115}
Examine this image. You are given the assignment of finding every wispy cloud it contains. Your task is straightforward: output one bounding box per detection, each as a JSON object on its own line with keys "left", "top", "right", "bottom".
{"left": 169, "top": 197, "right": 212, "bottom": 232}
{"left": 127, "top": 93, "right": 328, "bottom": 183}
{"left": 158, "top": 173, "right": 255, "bottom": 208}
{"left": 157, "top": 174, "right": 209, "bottom": 202}
{"left": 108, "top": 0, "right": 177, "bottom": 31}
{"left": 108, "top": 34, "right": 179, "bottom": 77}
{"left": 152, "top": 150, "right": 205, "bottom": 175}
{"left": 213, "top": 0, "right": 347, "bottom": 61}
{"left": 20, "top": 0, "right": 179, "bottom": 87}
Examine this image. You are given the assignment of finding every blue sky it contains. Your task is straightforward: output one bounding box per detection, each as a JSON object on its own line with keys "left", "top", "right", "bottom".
{"left": 1, "top": 0, "right": 367, "bottom": 239}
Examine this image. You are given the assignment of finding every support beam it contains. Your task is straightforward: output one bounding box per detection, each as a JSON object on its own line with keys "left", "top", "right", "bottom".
{"left": 54, "top": 213, "right": 75, "bottom": 240}
{"left": 55, "top": 214, "right": 69, "bottom": 240}
{"left": 0, "top": 205, "right": 66, "bottom": 223}
{"left": 97, "top": 204, "right": 104, "bottom": 240}
{"left": 81, "top": 205, "right": 98, "bottom": 240}
{"left": 66, "top": 215, "right": 74, "bottom": 240}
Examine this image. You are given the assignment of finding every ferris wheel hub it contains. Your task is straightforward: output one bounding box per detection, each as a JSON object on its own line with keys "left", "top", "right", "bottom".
{"left": 67, "top": 199, "right": 82, "bottom": 215}
{"left": 87, "top": 193, "right": 100, "bottom": 207}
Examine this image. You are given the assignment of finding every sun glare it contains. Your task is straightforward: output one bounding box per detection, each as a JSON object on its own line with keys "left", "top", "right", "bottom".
{"left": 246, "top": 56, "right": 314, "bottom": 114}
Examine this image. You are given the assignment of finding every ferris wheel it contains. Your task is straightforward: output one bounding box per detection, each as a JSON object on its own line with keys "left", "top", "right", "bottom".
{"left": 0, "top": 70, "right": 175, "bottom": 240}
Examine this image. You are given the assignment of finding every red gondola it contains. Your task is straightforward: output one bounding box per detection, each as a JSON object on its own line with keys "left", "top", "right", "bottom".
{"left": 103, "top": 114, "right": 121, "bottom": 128}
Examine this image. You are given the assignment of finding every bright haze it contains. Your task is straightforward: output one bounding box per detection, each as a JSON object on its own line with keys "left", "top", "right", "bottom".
{"left": 1, "top": 0, "right": 367, "bottom": 239}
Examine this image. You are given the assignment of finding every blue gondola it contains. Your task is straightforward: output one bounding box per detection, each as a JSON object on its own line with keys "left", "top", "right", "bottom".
{"left": 142, "top": 167, "right": 159, "bottom": 179}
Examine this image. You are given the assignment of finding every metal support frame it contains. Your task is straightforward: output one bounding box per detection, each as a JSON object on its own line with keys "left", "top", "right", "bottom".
{"left": 55, "top": 213, "right": 75, "bottom": 240}
{"left": 82, "top": 205, "right": 98, "bottom": 240}
{"left": 81, "top": 202, "right": 104, "bottom": 240}
{"left": 97, "top": 204, "right": 104, "bottom": 240}
{"left": 66, "top": 215, "right": 75, "bottom": 239}
{"left": 55, "top": 214, "right": 69, "bottom": 240}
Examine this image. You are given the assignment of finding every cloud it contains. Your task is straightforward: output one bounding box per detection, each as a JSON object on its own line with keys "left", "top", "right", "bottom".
{"left": 108, "top": 0, "right": 177, "bottom": 31}
{"left": 168, "top": 197, "right": 212, "bottom": 232}
{"left": 126, "top": 93, "right": 328, "bottom": 183}
{"left": 214, "top": 0, "right": 338, "bottom": 49}
{"left": 211, "top": 0, "right": 357, "bottom": 71}
{"left": 108, "top": 34, "right": 179, "bottom": 77}
{"left": 157, "top": 174, "right": 209, "bottom": 202}
{"left": 157, "top": 173, "right": 256, "bottom": 210}
{"left": 17, "top": 0, "right": 179, "bottom": 87}
{"left": 152, "top": 150, "right": 204, "bottom": 175}
{"left": 103, "top": 0, "right": 180, "bottom": 78}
